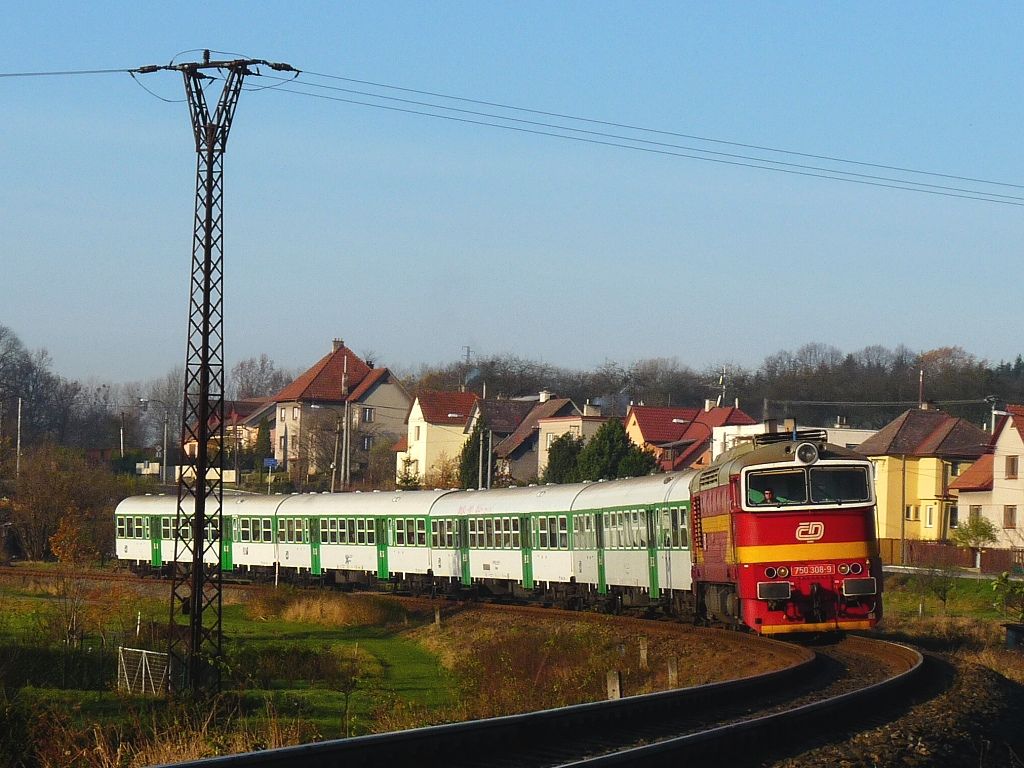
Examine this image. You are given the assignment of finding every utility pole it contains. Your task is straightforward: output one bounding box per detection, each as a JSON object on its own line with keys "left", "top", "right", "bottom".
{"left": 137, "top": 51, "right": 295, "bottom": 698}
{"left": 15, "top": 397, "right": 22, "bottom": 480}
{"left": 330, "top": 415, "right": 341, "bottom": 493}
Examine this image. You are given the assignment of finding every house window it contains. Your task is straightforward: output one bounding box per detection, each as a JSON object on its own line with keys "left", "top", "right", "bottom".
{"left": 546, "top": 433, "right": 555, "bottom": 448}
{"left": 414, "top": 425, "right": 421, "bottom": 441}
{"left": 569, "top": 425, "right": 581, "bottom": 436}
{"left": 362, "top": 435, "right": 374, "bottom": 451}
{"left": 949, "top": 462, "right": 961, "bottom": 478}
{"left": 925, "top": 505, "right": 934, "bottom": 528}
{"left": 904, "top": 505, "right": 919, "bottom": 521}
{"left": 362, "top": 407, "right": 374, "bottom": 423}
{"left": 1007, "top": 456, "right": 1019, "bottom": 480}
{"left": 970, "top": 505, "right": 982, "bottom": 522}
{"left": 280, "top": 407, "right": 285, "bottom": 421}
{"left": 1005, "top": 505, "right": 1017, "bottom": 529}
{"left": 948, "top": 505, "right": 959, "bottom": 529}
{"left": 292, "top": 406, "right": 299, "bottom": 420}
{"left": 278, "top": 436, "right": 285, "bottom": 450}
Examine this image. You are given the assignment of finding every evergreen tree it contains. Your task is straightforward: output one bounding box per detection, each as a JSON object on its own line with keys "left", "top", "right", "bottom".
{"left": 542, "top": 433, "right": 584, "bottom": 484}
{"left": 617, "top": 444, "right": 658, "bottom": 478}
{"left": 576, "top": 419, "right": 657, "bottom": 481}
{"left": 253, "top": 418, "right": 271, "bottom": 473}
{"left": 458, "top": 420, "right": 487, "bottom": 489}
{"left": 396, "top": 456, "right": 420, "bottom": 490}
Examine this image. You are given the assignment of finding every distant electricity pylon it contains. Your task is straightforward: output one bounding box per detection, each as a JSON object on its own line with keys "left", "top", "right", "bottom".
{"left": 136, "top": 51, "right": 296, "bottom": 698}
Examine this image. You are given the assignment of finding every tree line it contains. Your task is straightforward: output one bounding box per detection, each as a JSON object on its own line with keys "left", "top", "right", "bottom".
{"left": 404, "top": 342, "right": 1022, "bottom": 429}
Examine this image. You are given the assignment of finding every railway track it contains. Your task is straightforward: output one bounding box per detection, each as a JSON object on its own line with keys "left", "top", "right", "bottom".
{"left": 147, "top": 635, "right": 925, "bottom": 768}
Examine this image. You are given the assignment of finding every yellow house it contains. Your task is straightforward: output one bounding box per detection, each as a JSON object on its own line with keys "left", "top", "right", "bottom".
{"left": 395, "top": 391, "right": 478, "bottom": 486}
{"left": 857, "top": 406, "right": 988, "bottom": 545}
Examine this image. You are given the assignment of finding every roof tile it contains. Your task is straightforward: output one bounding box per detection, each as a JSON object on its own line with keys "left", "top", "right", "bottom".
{"left": 949, "top": 453, "right": 993, "bottom": 492}
{"left": 272, "top": 342, "right": 371, "bottom": 403}
{"left": 856, "top": 409, "right": 988, "bottom": 459}
{"left": 417, "top": 391, "right": 479, "bottom": 426}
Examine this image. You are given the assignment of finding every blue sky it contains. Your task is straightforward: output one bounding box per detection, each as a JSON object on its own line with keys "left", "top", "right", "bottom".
{"left": 3, "top": 2, "right": 1024, "bottom": 384}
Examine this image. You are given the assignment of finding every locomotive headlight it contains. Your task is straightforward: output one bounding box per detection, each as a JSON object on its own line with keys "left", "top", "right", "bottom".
{"left": 838, "top": 563, "right": 850, "bottom": 575}
{"left": 764, "top": 566, "right": 777, "bottom": 578}
{"left": 795, "top": 442, "right": 819, "bottom": 464}
{"left": 776, "top": 565, "right": 790, "bottom": 578}
{"left": 850, "top": 562, "right": 863, "bottom": 575}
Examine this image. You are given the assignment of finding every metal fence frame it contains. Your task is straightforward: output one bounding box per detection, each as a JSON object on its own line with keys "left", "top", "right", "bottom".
{"left": 118, "top": 646, "right": 169, "bottom": 696}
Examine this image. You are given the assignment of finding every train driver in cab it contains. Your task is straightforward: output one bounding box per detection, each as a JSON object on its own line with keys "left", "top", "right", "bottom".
{"left": 748, "top": 486, "right": 784, "bottom": 506}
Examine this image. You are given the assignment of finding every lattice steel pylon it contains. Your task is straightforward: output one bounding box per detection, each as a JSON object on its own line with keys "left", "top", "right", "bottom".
{"left": 137, "top": 51, "right": 295, "bottom": 697}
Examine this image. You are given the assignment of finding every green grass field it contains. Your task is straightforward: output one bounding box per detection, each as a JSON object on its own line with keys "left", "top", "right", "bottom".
{"left": 882, "top": 571, "right": 1013, "bottom": 621}
{"left": 0, "top": 578, "right": 456, "bottom": 745}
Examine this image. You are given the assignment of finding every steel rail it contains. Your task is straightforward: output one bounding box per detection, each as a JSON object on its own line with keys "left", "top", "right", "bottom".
{"left": 557, "top": 637, "right": 925, "bottom": 766}
{"left": 150, "top": 634, "right": 814, "bottom": 768}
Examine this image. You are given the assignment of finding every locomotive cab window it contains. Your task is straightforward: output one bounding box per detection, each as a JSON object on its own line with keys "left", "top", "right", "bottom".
{"left": 746, "top": 469, "right": 807, "bottom": 506}
{"left": 746, "top": 464, "right": 872, "bottom": 508}
{"left": 809, "top": 466, "right": 870, "bottom": 504}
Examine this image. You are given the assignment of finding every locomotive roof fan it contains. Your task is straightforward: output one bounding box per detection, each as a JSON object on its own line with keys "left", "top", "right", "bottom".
{"left": 795, "top": 442, "right": 819, "bottom": 465}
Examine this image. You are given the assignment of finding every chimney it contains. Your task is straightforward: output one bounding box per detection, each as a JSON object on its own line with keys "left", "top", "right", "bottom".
{"left": 835, "top": 415, "right": 848, "bottom": 428}
{"left": 764, "top": 418, "right": 778, "bottom": 433}
{"left": 539, "top": 390, "right": 552, "bottom": 403}
{"left": 583, "top": 400, "right": 602, "bottom": 417}
{"left": 332, "top": 338, "right": 344, "bottom": 353}
{"left": 704, "top": 399, "right": 713, "bottom": 412}
{"left": 783, "top": 418, "right": 796, "bottom": 433}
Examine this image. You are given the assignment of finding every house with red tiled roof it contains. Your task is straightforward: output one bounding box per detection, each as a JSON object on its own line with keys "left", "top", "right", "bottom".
{"left": 856, "top": 405, "right": 989, "bottom": 544}
{"left": 624, "top": 404, "right": 756, "bottom": 471}
{"left": 949, "top": 406, "right": 1024, "bottom": 554}
{"left": 182, "top": 398, "right": 273, "bottom": 463}
{"left": 488, "top": 393, "right": 580, "bottom": 483}
{"left": 395, "top": 390, "right": 478, "bottom": 486}
{"left": 271, "top": 339, "right": 411, "bottom": 480}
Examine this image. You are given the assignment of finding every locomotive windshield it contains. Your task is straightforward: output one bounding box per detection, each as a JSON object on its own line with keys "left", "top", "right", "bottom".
{"left": 746, "top": 465, "right": 870, "bottom": 508}
{"left": 809, "top": 466, "right": 870, "bottom": 503}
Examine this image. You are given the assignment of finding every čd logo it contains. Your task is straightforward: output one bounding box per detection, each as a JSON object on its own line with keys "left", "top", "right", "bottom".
{"left": 795, "top": 522, "right": 825, "bottom": 541}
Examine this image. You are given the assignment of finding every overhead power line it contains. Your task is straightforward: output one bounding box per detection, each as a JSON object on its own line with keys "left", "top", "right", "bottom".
{"left": 776, "top": 398, "right": 991, "bottom": 407}
{"left": 5, "top": 61, "right": 1022, "bottom": 205}
{"left": 256, "top": 80, "right": 1024, "bottom": 207}
{"left": 254, "top": 73, "right": 1024, "bottom": 204}
{"left": 297, "top": 69, "right": 1024, "bottom": 192}
{"left": 0, "top": 67, "right": 135, "bottom": 77}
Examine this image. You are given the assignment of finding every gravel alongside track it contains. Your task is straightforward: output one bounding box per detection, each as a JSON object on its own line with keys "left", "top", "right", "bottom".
{"left": 769, "top": 657, "right": 1024, "bottom": 768}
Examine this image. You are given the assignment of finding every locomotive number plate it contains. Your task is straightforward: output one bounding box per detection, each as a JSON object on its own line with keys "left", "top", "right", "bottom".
{"left": 792, "top": 564, "right": 834, "bottom": 576}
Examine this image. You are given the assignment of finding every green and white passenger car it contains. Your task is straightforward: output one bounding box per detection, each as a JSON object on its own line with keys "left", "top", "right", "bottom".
{"left": 114, "top": 473, "right": 696, "bottom": 609}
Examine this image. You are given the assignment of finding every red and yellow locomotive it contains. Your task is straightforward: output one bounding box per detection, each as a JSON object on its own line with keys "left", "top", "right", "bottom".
{"left": 691, "top": 430, "right": 882, "bottom": 634}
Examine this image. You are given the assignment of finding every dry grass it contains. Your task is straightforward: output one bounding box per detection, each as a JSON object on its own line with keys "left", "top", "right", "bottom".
{"left": 243, "top": 587, "right": 406, "bottom": 627}
{"left": 879, "top": 613, "right": 1024, "bottom": 688}
{"left": 28, "top": 696, "right": 316, "bottom": 768}
{"left": 396, "top": 607, "right": 791, "bottom": 728}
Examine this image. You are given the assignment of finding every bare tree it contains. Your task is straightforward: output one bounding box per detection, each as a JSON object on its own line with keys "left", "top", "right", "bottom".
{"left": 230, "top": 354, "right": 292, "bottom": 399}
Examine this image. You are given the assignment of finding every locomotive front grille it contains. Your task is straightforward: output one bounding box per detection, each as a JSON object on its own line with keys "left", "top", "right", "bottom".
{"left": 841, "top": 577, "right": 877, "bottom": 597}
{"left": 757, "top": 581, "right": 792, "bottom": 600}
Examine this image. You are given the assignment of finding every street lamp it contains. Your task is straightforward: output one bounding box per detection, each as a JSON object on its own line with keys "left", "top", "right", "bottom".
{"left": 139, "top": 398, "right": 172, "bottom": 485}
{"left": 311, "top": 403, "right": 343, "bottom": 492}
